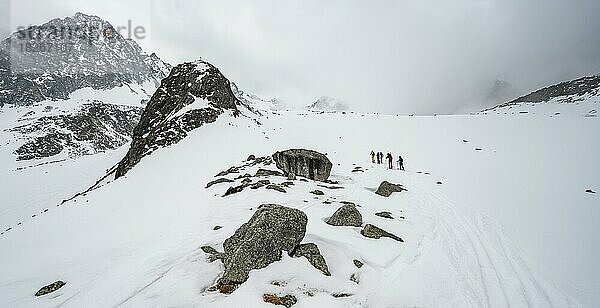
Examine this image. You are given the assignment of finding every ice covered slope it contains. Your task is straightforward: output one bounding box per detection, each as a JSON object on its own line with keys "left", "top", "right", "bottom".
{"left": 1, "top": 105, "right": 597, "bottom": 307}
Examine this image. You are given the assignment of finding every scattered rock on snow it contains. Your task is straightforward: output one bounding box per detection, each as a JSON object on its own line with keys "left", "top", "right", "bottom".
{"left": 326, "top": 205, "right": 363, "bottom": 227}
{"left": 217, "top": 204, "right": 307, "bottom": 290}
{"left": 247, "top": 154, "right": 256, "bottom": 161}
{"left": 586, "top": 189, "right": 596, "bottom": 194}
{"left": 375, "top": 211, "right": 394, "bottom": 219}
{"left": 280, "top": 181, "right": 295, "bottom": 187}
{"left": 361, "top": 224, "right": 403, "bottom": 242}
{"left": 375, "top": 181, "right": 406, "bottom": 197}
{"left": 272, "top": 149, "right": 332, "bottom": 182}
{"left": 35, "top": 281, "right": 66, "bottom": 297}
{"left": 353, "top": 259, "right": 364, "bottom": 268}
{"left": 216, "top": 166, "right": 240, "bottom": 177}
{"left": 263, "top": 294, "right": 297, "bottom": 307}
{"left": 255, "top": 169, "right": 284, "bottom": 177}
{"left": 266, "top": 184, "right": 286, "bottom": 193}
{"left": 213, "top": 225, "right": 222, "bottom": 230}
{"left": 235, "top": 173, "right": 252, "bottom": 179}
{"left": 291, "top": 243, "right": 331, "bottom": 276}
{"left": 223, "top": 184, "right": 246, "bottom": 197}
{"left": 286, "top": 172, "right": 297, "bottom": 180}
{"left": 310, "top": 190, "right": 324, "bottom": 196}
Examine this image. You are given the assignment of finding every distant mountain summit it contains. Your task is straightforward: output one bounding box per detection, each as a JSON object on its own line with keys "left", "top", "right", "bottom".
{"left": 484, "top": 74, "right": 600, "bottom": 112}
{"left": 0, "top": 12, "right": 171, "bottom": 106}
{"left": 307, "top": 96, "right": 348, "bottom": 112}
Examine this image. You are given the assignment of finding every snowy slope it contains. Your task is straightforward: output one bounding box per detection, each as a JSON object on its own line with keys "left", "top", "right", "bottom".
{"left": 1, "top": 100, "right": 597, "bottom": 307}
{"left": 0, "top": 82, "right": 157, "bottom": 232}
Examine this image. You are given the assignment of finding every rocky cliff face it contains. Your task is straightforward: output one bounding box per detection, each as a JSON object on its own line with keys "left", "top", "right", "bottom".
{"left": 8, "top": 102, "right": 141, "bottom": 160}
{"left": 115, "top": 59, "right": 240, "bottom": 178}
{"left": 0, "top": 12, "right": 171, "bottom": 106}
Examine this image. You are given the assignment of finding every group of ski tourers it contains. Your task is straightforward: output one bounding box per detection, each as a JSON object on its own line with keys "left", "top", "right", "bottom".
{"left": 371, "top": 150, "right": 404, "bottom": 170}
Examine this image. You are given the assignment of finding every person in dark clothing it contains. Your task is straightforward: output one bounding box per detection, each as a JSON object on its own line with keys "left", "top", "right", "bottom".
{"left": 376, "top": 152, "right": 381, "bottom": 164}
{"left": 370, "top": 150, "right": 376, "bottom": 163}
{"left": 386, "top": 153, "right": 393, "bottom": 169}
{"left": 397, "top": 155, "right": 404, "bottom": 171}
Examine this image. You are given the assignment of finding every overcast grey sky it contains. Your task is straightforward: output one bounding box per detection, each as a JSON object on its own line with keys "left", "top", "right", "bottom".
{"left": 2, "top": 0, "right": 600, "bottom": 113}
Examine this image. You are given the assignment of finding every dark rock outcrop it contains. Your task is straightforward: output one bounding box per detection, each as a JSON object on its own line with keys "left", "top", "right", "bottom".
{"left": 353, "top": 259, "right": 364, "bottom": 268}
{"left": 115, "top": 59, "right": 239, "bottom": 178}
{"left": 361, "top": 224, "right": 403, "bottom": 242}
{"left": 291, "top": 243, "right": 330, "bottom": 276}
{"left": 223, "top": 184, "right": 246, "bottom": 197}
{"left": 206, "top": 178, "right": 234, "bottom": 188}
{"left": 9, "top": 103, "right": 141, "bottom": 160}
{"left": 265, "top": 184, "right": 286, "bottom": 193}
{"left": 218, "top": 204, "right": 307, "bottom": 289}
{"left": 375, "top": 211, "right": 394, "bottom": 219}
{"left": 375, "top": 181, "right": 406, "bottom": 197}
{"left": 310, "top": 190, "right": 324, "bottom": 196}
{"left": 263, "top": 294, "right": 297, "bottom": 307}
{"left": 35, "top": 281, "right": 66, "bottom": 297}
{"left": 272, "top": 149, "right": 332, "bottom": 182}
{"left": 326, "top": 205, "right": 363, "bottom": 227}
{"left": 255, "top": 169, "right": 283, "bottom": 177}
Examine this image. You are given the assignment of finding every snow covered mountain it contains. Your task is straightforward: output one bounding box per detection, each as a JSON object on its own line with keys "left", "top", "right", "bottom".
{"left": 0, "top": 13, "right": 173, "bottom": 165}
{"left": 0, "top": 17, "right": 599, "bottom": 307}
{"left": 307, "top": 96, "right": 349, "bottom": 112}
{"left": 482, "top": 74, "right": 600, "bottom": 117}
{"left": 231, "top": 82, "right": 287, "bottom": 113}
{"left": 0, "top": 12, "right": 171, "bottom": 106}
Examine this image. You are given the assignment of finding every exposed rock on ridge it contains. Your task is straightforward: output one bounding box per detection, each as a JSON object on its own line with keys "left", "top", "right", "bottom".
{"left": 115, "top": 59, "right": 239, "bottom": 178}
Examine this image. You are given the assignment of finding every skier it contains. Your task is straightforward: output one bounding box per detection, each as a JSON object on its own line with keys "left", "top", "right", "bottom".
{"left": 397, "top": 155, "right": 404, "bottom": 171}
{"left": 378, "top": 152, "right": 383, "bottom": 164}
{"left": 370, "top": 150, "right": 376, "bottom": 163}
{"left": 386, "top": 153, "right": 393, "bottom": 169}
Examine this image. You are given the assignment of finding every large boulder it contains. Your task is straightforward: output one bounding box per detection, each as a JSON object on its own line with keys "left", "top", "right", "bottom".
{"left": 375, "top": 181, "right": 406, "bottom": 197}
{"left": 326, "top": 205, "right": 363, "bottom": 227}
{"left": 218, "top": 204, "right": 308, "bottom": 289}
{"left": 272, "top": 149, "right": 332, "bottom": 182}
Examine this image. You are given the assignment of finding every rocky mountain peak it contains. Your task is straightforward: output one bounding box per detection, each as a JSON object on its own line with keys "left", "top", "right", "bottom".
{"left": 0, "top": 12, "right": 171, "bottom": 105}
{"left": 115, "top": 59, "right": 240, "bottom": 178}
{"left": 307, "top": 96, "right": 348, "bottom": 112}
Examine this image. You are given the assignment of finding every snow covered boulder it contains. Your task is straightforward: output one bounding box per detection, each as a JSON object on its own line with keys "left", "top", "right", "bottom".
{"left": 375, "top": 181, "right": 406, "bottom": 197}
{"left": 272, "top": 149, "right": 332, "bottom": 182}
{"left": 326, "top": 204, "right": 363, "bottom": 227}
{"left": 218, "top": 204, "right": 308, "bottom": 292}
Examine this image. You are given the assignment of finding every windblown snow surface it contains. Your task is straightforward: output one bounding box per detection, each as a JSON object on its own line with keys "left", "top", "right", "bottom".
{"left": 0, "top": 95, "right": 599, "bottom": 307}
